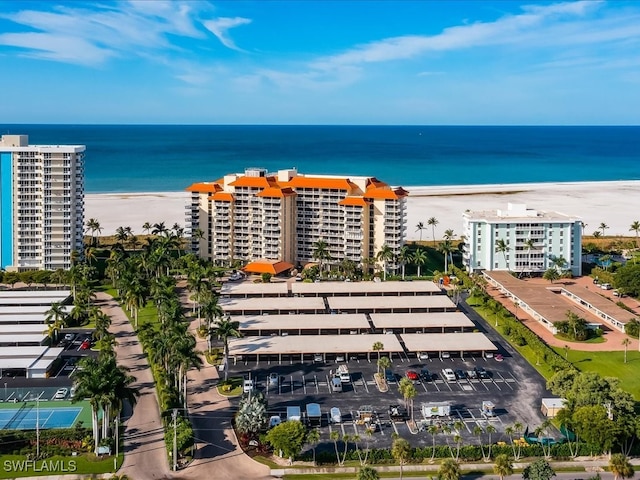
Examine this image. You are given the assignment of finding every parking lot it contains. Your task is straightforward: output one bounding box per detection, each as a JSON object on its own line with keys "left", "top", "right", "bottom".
{"left": 229, "top": 344, "right": 549, "bottom": 448}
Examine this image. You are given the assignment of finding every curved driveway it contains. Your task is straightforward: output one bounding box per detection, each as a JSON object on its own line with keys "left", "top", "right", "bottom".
{"left": 100, "top": 289, "right": 272, "bottom": 480}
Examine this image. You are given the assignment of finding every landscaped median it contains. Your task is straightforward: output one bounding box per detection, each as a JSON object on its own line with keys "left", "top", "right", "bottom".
{"left": 0, "top": 454, "right": 122, "bottom": 479}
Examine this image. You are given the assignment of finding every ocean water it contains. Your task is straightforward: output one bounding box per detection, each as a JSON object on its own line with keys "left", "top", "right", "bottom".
{"left": 1, "top": 125, "right": 639, "bottom": 193}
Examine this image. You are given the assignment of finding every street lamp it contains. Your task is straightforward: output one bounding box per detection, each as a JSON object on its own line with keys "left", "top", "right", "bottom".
{"left": 172, "top": 408, "right": 178, "bottom": 471}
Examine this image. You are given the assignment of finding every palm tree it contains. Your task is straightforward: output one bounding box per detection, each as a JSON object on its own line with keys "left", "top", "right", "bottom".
{"left": 493, "top": 454, "right": 514, "bottom": 480}
{"left": 312, "top": 239, "right": 332, "bottom": 274}
{"left": 412, "top": 248, "right": 427, "bottom": 277}
{"left": 398, "top": 246, "right": 412, "bottom": 280}
{"left": 438, "top": 240, "right": 454, "bottom": 273}
{"left": 438, "top": 458, "right": 461, "bottom": 480}
{"left": 622, "top": 338, "right": 631, "bottom": 363}
{"left": 306, "top": 428, "right": 321, "bottom": 466}
{"left": 609, "top": 453, "right": 634, "bottom": 480}
{"left": 398, "top": 378, "right": 417, "bottom": 423}
{"left": 391, "top": 437, "right": 411, "bottom": 479}
{"left": 599, "top": 222, "right": 609, "bottom": 237}
{"left": 142, "top": 221, "right": 152, "bottom": 235}
{"left": 213, "top": 316, "right": 241, "bottom": 381}
{"left": 630, "top": 221, "right": 640, "bottom": 247}
{"left": 444, "top": 229, "right": 455, "bottom": 240}
{"left": 524, "top": 238, "right": 536, "bottom": 273}
{"left": 357, "top": 466, "right": 380, "bottom": 480}
{"left": 372, "top": 341, "right": 384, "bottom": 362}
{"left": 85, "top": 218, "right": 102, "bottom": 247}
{"left": 427, "top": 217, "right": 439, "bottom": 243}
{"left": 415, "top": 222, "right": 425, "bottom": 241}
{"left": 427, "top": 424, "right": 439, "bottom": 463}
{"left": 495, "top": 238, "right": 510, "bottom": 270}
{"left": 473, "top": 425, "right": 487, "bottom": 461}
{"left": 543, "top": 268, "right": 560, "bottom": 284}
{"left": 376, "top": 244, "right": 395, "bottom": 281}
{"left": 377, "top": 355, "right": 391, "bottom": 377}
{"left": 45, "top": 302, "right": 67, "bottom": 342}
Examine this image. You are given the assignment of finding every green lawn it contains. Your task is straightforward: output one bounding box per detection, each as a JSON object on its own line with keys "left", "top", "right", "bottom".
{"left": 217, "top": 377, "right": 244, "bottom": 397}
{"left": 553, "top": 348, "right": 640, "bottom": 398}
{"left": 103, "top": 287, "right": 159, "bottom": 328}
{"left": 0, "top": 453, "right": 122, "bottom": 479}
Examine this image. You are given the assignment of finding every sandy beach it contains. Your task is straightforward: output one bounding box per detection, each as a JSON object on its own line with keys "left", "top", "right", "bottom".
{"left": 85, "top": 180, "right": 640, "bottom": 240}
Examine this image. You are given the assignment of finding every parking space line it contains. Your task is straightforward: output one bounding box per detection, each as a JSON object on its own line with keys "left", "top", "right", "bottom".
{"left": 351, "top": 376, "right": 357, "bottom": 393}
{"left": 467, "top": 408, "right": 478, "bottom": 427}
{"left": 362, "top": 376, "right": 369, "bottom": 393}
{"left": 456, "top": 410, "right": 472, "bottom": 433}
{"left": 352, "top": 422, "right": 359, "bottom": 435}
{"left": 443, "top": 380, "right": 453, "bottom": 392}
{"left": 508, "top": 372, "right": 519, "bottom": 383}
{"left": 491, "top": 378, "right": 501, "bottom": 391}
{"left": 432, "top": 380, "right": 441, "bottom": 392}
{"left": 420, "top": 381, "right": 429, "bottom": 393}
{"left": 391, "top": 421, "right": 399, "bottom": 436}
{"left": 479, "top": 380, "right": 490, "bottom": 391}
{"left": 325, "top": 375, "right": 332, "bottom": 394}
{"left": 377, "top": 418, "right": 385, "bottom": 436}
{"left": 341, "top": 424, "right": 347, "bottom": 436}
{"left": 497, "top": 372, "right": 513, "bottom": 390}
{"left": 303, "top": 376, "right": 307, "bottom": 395}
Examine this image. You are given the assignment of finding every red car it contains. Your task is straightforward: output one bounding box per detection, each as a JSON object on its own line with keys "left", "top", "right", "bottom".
{"left": 405, "top": 370, "right": 419, "bottom": 382}
{"left": 80, "top": 339, "right": 91, "bottom": 350}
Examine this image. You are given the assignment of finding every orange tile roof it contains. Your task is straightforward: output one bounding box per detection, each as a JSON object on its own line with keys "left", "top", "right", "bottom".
{"left": 256, "top": 187, "right": 297, "bottom": 198}
{"left": 229, "top": 175, "right": 276, "bottom": 188}
{"left": 209, "top": 192, "right": 234, "bottom": 202}
{"left": 366, "top": 177, "right": 388, "bottom": 189}
{"left": 286, "top": 176, "right": 355, "bottom": 190}
{"left": 338, "top": 197, "right": 369, "bottom": 207}
{"left": 363, "top": 187, "right": 409, "bottom": 200}
{"left": 242, "top": 260, "right": 294, "bottom": 275}
{"left": 186, "top": 182, "right": 221, "bottom": 193}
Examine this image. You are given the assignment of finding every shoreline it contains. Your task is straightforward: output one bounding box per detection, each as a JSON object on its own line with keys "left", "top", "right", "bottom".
{"left": 85, "top": 180, "right": 640, "bottom": 238}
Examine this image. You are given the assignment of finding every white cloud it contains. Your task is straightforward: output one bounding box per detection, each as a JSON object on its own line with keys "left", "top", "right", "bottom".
{"left": 203, "top": 17, "right": 251, "bottom": 51}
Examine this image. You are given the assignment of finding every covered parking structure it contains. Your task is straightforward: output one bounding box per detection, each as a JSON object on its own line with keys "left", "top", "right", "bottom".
{"left": 400, "top": 332, "right": 497, "bottom": 358}
{"left": 327, "top": 295, "right": 456, "bottom": 314}
{"left": 228, "top": 333, "right": 403, "bottom": 363}
{"left": 238, "top": 313, "right": 371, "bottom": 336}
{"left": 0, "top": 290, "right": 71, "bottom": 306}
{"left": 0, "top": 346, "right": 64, "bottom": 378}
{"left": 560, "top": 285, "right": 633, "bottom": 332}
{"left": 220, "top": 296, "right": 326, "bottom": 315}
{"left": 291, "top": 280, "right": 441, "bottom": 297}
{"left": 0, "top": 314, "right": 57, "bottom": 325}
{"left": 220, "top": 282, "right": 289, "bottom": 298}
{"left": 369, "top": 312, "right": 474, "bottom": 334}
{"left": 0, "top": 306, "right": 61, "bottom": 317}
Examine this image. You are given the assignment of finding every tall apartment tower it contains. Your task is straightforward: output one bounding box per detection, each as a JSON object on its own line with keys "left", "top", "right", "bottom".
{"left": 462, "top": 203, "right": 582, "bottom": 276}
{"left": 186, "top": 168, "right": 408, "bottom": 270}
{"left": 0, "top": 135, "right": 85, "bottom": 271}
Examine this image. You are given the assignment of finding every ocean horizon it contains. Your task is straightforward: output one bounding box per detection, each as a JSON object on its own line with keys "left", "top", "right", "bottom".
{"left": 2, "top": 125, "right": 639, "bottom": 193}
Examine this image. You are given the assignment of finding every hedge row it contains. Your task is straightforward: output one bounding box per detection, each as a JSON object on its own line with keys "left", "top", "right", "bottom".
{"left": 0, "top": 427, "right": 92, "bottom": 456}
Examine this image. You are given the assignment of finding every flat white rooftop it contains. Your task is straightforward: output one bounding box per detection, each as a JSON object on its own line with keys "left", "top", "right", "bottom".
{"left": 239, "top": 313, "right": 370, "bottom": 331}
{"left": 220, "top": 282, "right": 289, "bottom": 297}
{"left": 400, "top": 333, "right": 497, "bottom": 352}
{"left": 0, "top": 306, "right": 60, "bottom": 316}
{"left": 0, "top": 290, "right": 71, "bottom": 299}
{"left": 369, "top": 312, "right": 474, "bottom": 329}
{"left": 0, "top": 333, "right": 46, "bottom": 344}
{"left": 0, "top": 297, "right": 69, "bottom": 306}
{"left": 327, "top": 295, "right": 456, "bottom": 311}
{"left": 229, "top": 334, "right": 403, "bottom": 356}
{"left": 291, "top": 280, "right": 441, "bottom": 295}
{"left": 220, "top": 296, "right": 326, "bottom": 312}
{"left": 0, "top": 346, "right": 63, "bottom": 369}
{"left": 0, "top": 314, "right": 49, "bottom": 324}
{"left": 0, "top": 324, "right": 49, "bottom": 334}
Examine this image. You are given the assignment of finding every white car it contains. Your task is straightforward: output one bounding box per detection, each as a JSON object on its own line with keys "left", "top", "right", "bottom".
{"left": 54, "top": 388, "right": 68, "bottom": 400}
{"left": 268, "top": 372, "right": 279, "bottom": 387}
{"left": 64, "top": 333, "right": 75, "bottom": 342}
{"left": 441, "top": 351, "right": 451, "bottom": 359}
{"left": 242, "top": 379, "right": 254, "bottom": 394}
{"left": 418, "top": 352, "right": 429, "bottom": 361}
{"left": 441, "top": 368, "right": 456, "bottom": 382}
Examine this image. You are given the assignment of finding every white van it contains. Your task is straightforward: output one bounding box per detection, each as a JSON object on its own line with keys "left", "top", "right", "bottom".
{"left": 330, "top": 376, "right": 343, "bottom": 392}
{"left": 243, "top": 379, "right": 254, "bottom": 394}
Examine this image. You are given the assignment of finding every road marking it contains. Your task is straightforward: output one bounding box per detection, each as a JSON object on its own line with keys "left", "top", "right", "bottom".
{"left": 491, "top": 378, "right": 501, "bottom": 391}
{"left": 325, "top": 375, "right": 332, "bottom": 394}
{"left": 497, "top": 372, "right": 513, "bottom": 390}
{"left": 314, "top": 375, "right": 319, "bottom": 394}
{"left": 362, "top": 376, "right": 370, "bottom": 393}
{"left": 302, "top": 376, "right": 307, "bottom": 395}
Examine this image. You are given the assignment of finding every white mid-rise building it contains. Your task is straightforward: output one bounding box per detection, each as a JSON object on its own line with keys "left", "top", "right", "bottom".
{"left": 186, "top": 168, "right": 408, "bottom": 270}
{"left": 0, "top": 135, "right": 85, "bottom": 271}
{"left": 462, "top": 203, "right": 582, "bottom": 276}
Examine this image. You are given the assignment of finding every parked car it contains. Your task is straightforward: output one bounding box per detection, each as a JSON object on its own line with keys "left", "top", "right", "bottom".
{"left": 80, "top": 339, "right": 91, "bottom": 350}
{"left": 405, "top": 370, "right": 419, "bottom": 382}
{"left": 475, "top": 366, "right": 490, "bottom": 379}
{"left": 313, "top": 353, "right": 324, "bottom": 363}
{"left": 466, "top": 370, "right": 478, "bottom": 379}
{"left": 601, "top": 283, "right": 612, "bottom": 290}
{"left": 64, "top": 333, "right": 75, "bottom": 342}
{"left": 242, "top": 379, "right": 254, "bottom": 394}
{"left": 454, "top": 369, "right": 466, "bottom": 380}
{"left": 441, "top": 351, "right": 451, "bottom": 359}
{"left": 420, "top": 367, "right": 431, "bottom": 381}
{"left": 269, "top": 415, "right": 282, "bottom": 428}
{"left": 54, "top": 388, "right": 68, "bottom": 400}
{"left": 268, "top": 372, "right": 279, "bottom": 387}
{"left": 384, "top": 369, "right": 396, "bottom": 383}
{"left": 418, "top": 352, "right": 429, "bottom": 360}
{"left": 441, "top": 368, "right": 456, "bottom": 382}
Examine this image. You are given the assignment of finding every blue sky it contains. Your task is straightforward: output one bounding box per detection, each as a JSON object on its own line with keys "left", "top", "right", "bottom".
{"left": 1, "top": 1, "right": 639, "bottom": 125}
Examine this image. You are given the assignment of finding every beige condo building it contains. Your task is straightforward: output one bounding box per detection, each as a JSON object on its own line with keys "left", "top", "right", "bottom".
{"left": 186, "top": 168, "right": 408, "bottom": 271}
{"left": 0, "top": 135, "right": 85, "bottom": 271}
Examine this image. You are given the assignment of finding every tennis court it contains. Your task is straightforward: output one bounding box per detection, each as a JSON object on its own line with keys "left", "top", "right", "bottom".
{"left": 0, "top": 400, "right": 90, "bottom": 430}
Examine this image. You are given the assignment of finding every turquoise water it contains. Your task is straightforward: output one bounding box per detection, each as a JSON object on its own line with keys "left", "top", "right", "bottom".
{"left": 2, "top": 125, "right": 639, "bottom": 193}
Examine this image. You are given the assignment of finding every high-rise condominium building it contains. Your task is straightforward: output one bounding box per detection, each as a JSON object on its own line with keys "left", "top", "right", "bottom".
{"left": 186, "top": 168, "right": 408, "bottom": 270}
{"left": 0, "top": 135, "right": 85, "bottom": 271}
{"left": 462, "top": 203, "right": 582, "bottom": 276}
